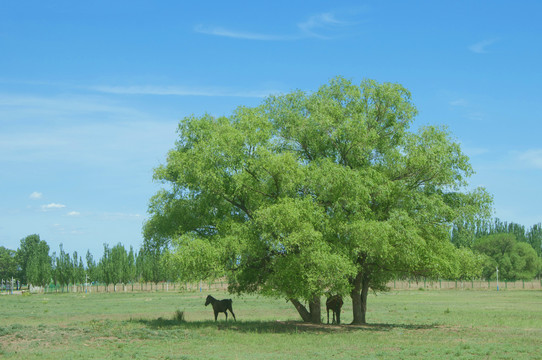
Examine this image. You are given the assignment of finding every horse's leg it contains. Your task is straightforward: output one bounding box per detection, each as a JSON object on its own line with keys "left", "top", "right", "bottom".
{"left": 214, "top": 309, "right": 218, "bottom": 321}
{"left": 225, "top": 311, "right": 228, "bottom": 321}
{"left": 336, "top": 309, "right": 341, "bottom": 324}
{"left": 229, "top": 307, "right": 236, "bottom": 321}
{"left": 327, "top": 308, "right": 330, "bottom": 324}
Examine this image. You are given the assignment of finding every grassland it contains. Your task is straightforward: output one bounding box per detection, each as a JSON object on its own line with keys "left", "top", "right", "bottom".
{"left": 1, "top": 288, "right": 541, "bottom": 359}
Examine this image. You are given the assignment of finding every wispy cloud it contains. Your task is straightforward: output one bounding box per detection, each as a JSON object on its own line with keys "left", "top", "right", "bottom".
{"left": 450, "top": 99, "right": 469, "bottom": 107}
{"left": 90, "top": 85, "right": 276, "bottom": 98}
{"left": 29, "top": 191, "right": 43, "bottom": 199}
{"left": 67, "top": 211, "right": 80, "bottom": 216}
{"left": 516, "top": 149, "right": 542, "bottom": 169}
{"left": 195, "top": 11, "right": 356, "bottom": 41}
{"left": 461, "top": 145, "right": 489, "bottom": 157}
{"left": 42, "top": 203, "right": 66, "bottom": 211}
{"left": 297, "top": 12, "right": 349, "bottom": 39}
{"left": 447, "top": 95, "right": 487, "bottom": 122}
{"left": 469, "top": 38, "right": 499, "bottom": 54}
{"left": 100, "top": 212, "right": 143, "bottom": 221}
{"left": 0, "top": 93, "right": 147, "bottom": 122}
{"left": 194, "top": 25, "right": 290, "bottom": 41}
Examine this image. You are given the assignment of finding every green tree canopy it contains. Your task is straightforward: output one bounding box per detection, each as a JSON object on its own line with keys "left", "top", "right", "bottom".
{"left": 86, "top": 250, "right": 97, "bottom": 283}
{"left": 0, "top": 246, "right": 18, "bottom": 280}
{"left": 473, "top": 233, "right": 541, "bottom": 281}
{"left": 146, "top": 77, "right": 492, "bottom": 324}
{"left": 53, "top": 244, "right": 72, "bottom": 291}
{"left": 16, "top": 234, "right": 52, "bottom": 286}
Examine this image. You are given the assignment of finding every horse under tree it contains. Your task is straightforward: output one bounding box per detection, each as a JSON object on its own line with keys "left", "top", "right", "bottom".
{"left": 326, "top": 295, "right": 343, "bottom": 324}
{"left": 205, "top": 295, "right": 236, "bottom": 321}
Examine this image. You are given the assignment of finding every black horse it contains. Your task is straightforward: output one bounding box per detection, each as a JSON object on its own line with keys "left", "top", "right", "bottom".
{"left": 326, "top": 295, "right": 343, "bottom": 324}
{"left": 205, "top": 295, "right": 236, "bottom": 321}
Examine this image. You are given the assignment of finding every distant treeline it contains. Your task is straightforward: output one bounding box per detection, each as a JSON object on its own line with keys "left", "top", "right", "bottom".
{"left": 451, "top": 218, "right": 541, "bottom": 280}
{"left": 0, "top": 234, "right": 170, "bottom": 290}
{"left": 452, "top": 218, "right": 542, "bottom": 254}
{"left": 2, "top": 218, "right": 541, "bottom": 289}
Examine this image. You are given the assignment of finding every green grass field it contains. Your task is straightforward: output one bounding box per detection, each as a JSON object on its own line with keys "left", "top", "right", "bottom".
{"left": 1, "top": 289, "right": 541, "bottom": 359}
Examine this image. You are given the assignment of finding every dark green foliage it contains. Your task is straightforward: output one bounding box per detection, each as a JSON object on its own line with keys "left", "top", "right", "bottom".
{"left": 0, "top": 246, "right": 18, "bottom": 279}
{"left": 473, "top": 233, "right": 541, "bottom": 280}
{"left": 52, "top": 244, "right": 72, "bottom": 290}
{"left": 16, "top": 234, "right": 51, "bottom": 286}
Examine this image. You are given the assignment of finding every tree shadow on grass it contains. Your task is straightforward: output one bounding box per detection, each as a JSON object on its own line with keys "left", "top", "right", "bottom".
{"left": 131, "top": 317, "right": 437, "bottom": 334}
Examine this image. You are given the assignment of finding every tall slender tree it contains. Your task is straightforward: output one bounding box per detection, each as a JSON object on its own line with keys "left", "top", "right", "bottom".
{"left": 86, "top": 250, "right": 97, "bottom": 283}
{"left": 26, "top": 240, "right": 51, "bottom": 287}
{"left": 17, "top": 235, "right": 52, "bottom": 287}
{"left": 527, "top": 223, "right": 542, "bottom": 257}
{"left": 54, "top": 244, "right": 72, "bottom": 291}
{"left": 98, "top": 244, "right": 113, "bottom": 291}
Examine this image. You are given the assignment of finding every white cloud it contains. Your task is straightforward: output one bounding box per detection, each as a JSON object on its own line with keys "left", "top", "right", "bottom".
{"left": 516, "top": 149, "right": 542, "bottom": 169}
{"left": 90, "top": 85, "right": 276, "bottom": 98}
{"left": 41, "top": 203, "right": 66, "bottom": 210}
{"left": 0, "top": 93, "right": 144, "bottom": 118}
{"left": 447, "top": 96, "right": 486, "bottom": 121}
{"left": 463, "top": 146, "right": 489, "bottom": 157}
{"left": 450, "top": 99, "right": 468, "bottom": 107}
{"left": 195, "top": 11, "right": 355, "bottom": 41}
{"left": 194, "top": 25, "right": 289, "bottom": 41}
{"left": 102, "top": 212, "right": 142, "bottom": 219}
{"left": 67, "top": 211, "right": 80, "bottom": 216}
{"left": 297, "top": 12, "right": 348, "bottom": 39}
{"left": 29, "top": 191, "right": 42, "bottom": 199}
{"left": 466, "top": 111, "right": 486, "bottom": 121}
{"left": 469, "top": 39, "right": 499, "bottom": 54}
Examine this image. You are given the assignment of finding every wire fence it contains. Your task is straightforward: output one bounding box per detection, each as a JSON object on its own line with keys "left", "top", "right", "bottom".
{"left": 20, "top": 280, "right": 229, "bottom": 294}
{"left": 390, "top": 278, "right": 542, "bottom": 290}
{"left": 3, "top": 278, "right": 539, "bottom": 295}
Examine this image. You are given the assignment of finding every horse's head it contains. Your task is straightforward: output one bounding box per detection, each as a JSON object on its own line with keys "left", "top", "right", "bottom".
{"left": 204, "top": 295, "right": 213, "bottom": 306}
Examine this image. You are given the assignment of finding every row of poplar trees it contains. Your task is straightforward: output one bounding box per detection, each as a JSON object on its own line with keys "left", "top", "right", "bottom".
{"left": 451, "top": 219, "right": 542, "bottom": 281}
{"left": 1, "top": 234, "right": 169, "bottom": 291}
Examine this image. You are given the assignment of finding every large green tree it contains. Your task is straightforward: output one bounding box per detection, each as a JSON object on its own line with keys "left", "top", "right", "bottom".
{"left": 146, "top": 77, "right": 491, "bottom": 324}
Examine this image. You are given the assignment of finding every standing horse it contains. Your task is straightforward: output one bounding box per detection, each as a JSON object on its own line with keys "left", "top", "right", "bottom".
{"left": 326, "top": 295, "right": 343, "bottom": 324}
{"left": 205, "top": 295, "right": 236, "bottom": 321}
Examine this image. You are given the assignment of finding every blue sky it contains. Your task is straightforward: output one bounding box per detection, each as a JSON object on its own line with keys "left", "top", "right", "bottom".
{"left": 1, "top": 1, "right": 541, "bottom": 259}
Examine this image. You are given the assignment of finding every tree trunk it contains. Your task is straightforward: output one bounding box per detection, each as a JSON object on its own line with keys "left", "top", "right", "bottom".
{"left": 309, "top": 295, "right": 321, "bottom": 324}
{"left": 351, "top": 269, "right": 371, "bottom": 324}
{"left": 350, "top": 271, "right": 364, "bottom": 324}
{"left": 290, "top": 298, "right": 312, "bottom": 322}
{"left": 360, "top": 274, "right": 370, "bottom": 324}
{"left": 290, "top": 296, "right": 322, "bottom": 323}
